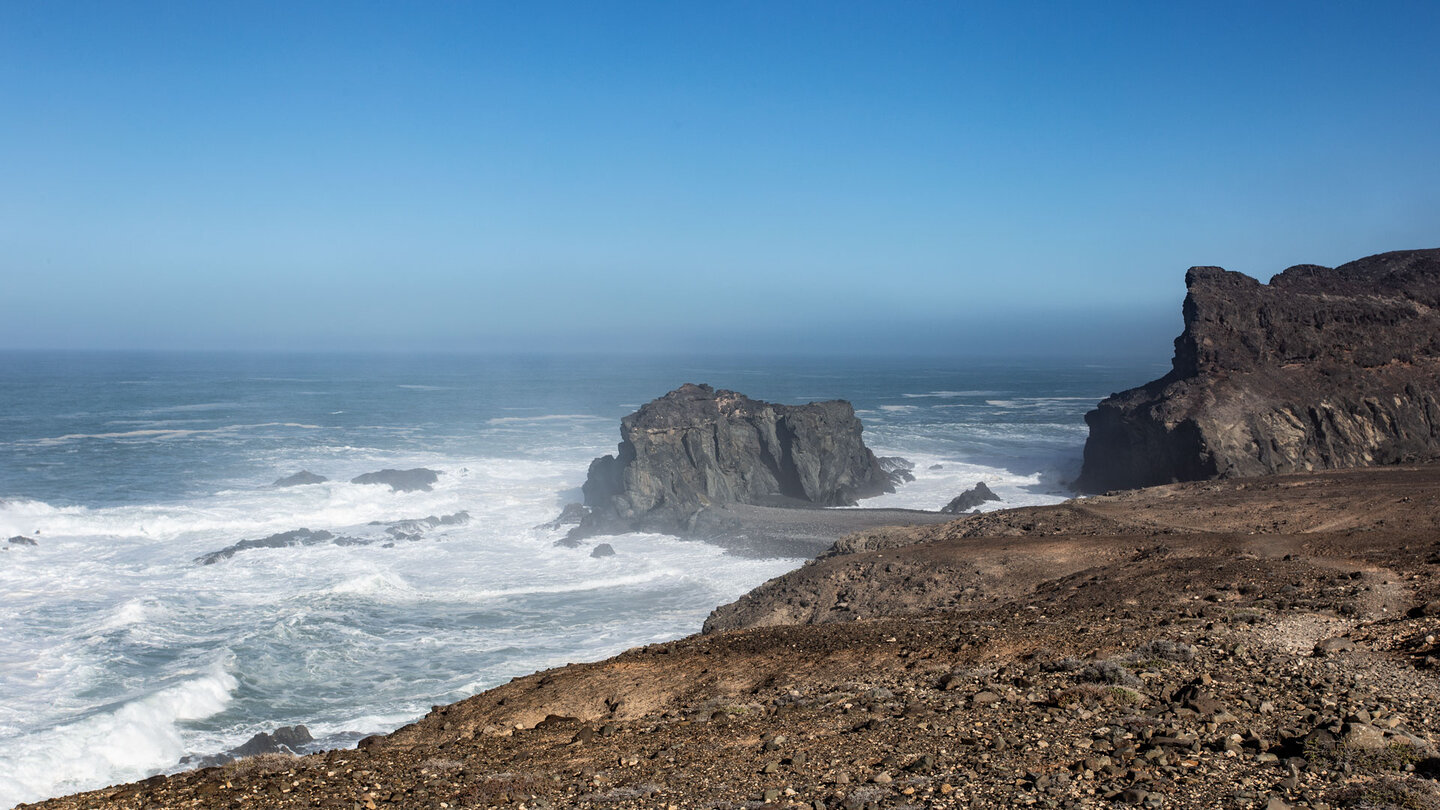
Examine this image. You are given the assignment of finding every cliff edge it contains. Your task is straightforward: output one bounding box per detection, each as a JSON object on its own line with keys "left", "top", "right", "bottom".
{"left": 1076, "top": 248, "right": 1440, "bottom": 493}
{"left": 572, "top": 383, "right": 894, "bottom": 540}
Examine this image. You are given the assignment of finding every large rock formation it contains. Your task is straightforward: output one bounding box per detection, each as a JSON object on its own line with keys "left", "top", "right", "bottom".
{"left": 1076, "top": 249, "right": 1440, "bottom": 492}
{"left": 573, "top": 384, "right": 894, "bottom": 539}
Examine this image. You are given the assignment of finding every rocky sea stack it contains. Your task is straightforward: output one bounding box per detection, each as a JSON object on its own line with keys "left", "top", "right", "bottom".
{"left": 572, "top": 383, "right": 894, "bottom": 539}
{"left": 1077, "top": 248, "right": 1440, "bottom": 493}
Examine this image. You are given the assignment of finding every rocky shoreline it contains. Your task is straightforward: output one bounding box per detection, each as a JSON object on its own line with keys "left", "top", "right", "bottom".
{"left": 25, "top": 464, "right": 1440, "bottom": 810}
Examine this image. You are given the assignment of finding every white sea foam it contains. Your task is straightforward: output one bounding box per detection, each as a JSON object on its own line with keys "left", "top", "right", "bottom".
{"left": 0, "top": 667, "right": 237, "bottom": 809}
{"left": 27, "top": 423, "right": 322, "bottom": 446}
{"left": 900, "top": 390, "right": 1003, "bottom": 398}
{"left": 486, "top": 414, "right": 608, "bottom": 425}
{"left": 854, "top": 449, "right": 1071, "bottom": 512}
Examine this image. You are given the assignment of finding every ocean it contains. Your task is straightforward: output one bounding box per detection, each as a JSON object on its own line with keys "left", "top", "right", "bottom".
{"left": 0, "top": 351, "right": 1162, "bottom": 807}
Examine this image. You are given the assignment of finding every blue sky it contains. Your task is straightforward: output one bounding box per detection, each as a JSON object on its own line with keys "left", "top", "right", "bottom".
{"left": 2, "top": 1, "right": 1437, "bottom": 356}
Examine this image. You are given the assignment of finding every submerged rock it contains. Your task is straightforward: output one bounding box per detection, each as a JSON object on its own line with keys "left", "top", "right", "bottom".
{"left": 941, "top": 482, "right": 1001, "bottom": 514}
{"left": 272, "top": 470, "right": 328, "bottom": 487}
{"left": 573, "top": 384, "right": 894, "bottom": 539}
{"left": 351, "top": 468, "right": 440, "bottom": 492}
{"left": 7, "top": 535, "right": 37, "bottom": 546}
{"left": 590, "top": 543, "right": 616, "bottom": 558}
{"left": 1077, "top": 249, "right": 1440, "bottom": 492}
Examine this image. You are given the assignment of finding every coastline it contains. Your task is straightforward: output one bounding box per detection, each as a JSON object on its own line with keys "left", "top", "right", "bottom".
{"left": 25, "top": 463, "right": 1440, "bottom": 809}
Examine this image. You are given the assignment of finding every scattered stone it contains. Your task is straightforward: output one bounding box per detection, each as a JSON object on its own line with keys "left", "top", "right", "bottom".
{"left": 590, "top": 543, "right": 616, "bottom": 558}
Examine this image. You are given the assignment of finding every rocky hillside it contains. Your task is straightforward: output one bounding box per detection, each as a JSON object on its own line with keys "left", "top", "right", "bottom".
{"left": 573, "top": 384, "right": 895, "bottom": 539}
{"left": 1077, "top": 249, "right": 1440, "bottom": 493}
{"left": 31, "top": 465, "right": 1440, "bottom": 810}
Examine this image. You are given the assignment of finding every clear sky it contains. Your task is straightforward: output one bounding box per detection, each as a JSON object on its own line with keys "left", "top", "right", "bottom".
{"left": 2, "top": 1, "right": 1437, "bottom": 357}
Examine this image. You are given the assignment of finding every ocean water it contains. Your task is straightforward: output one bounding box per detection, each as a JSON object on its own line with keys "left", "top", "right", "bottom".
{"left": 0, "top": 351, "right": 1160, "bottom": 807}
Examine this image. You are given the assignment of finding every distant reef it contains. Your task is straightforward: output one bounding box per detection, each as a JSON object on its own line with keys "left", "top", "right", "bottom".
{"left": 570, "top": 383, "right": 898, "bottom": 540}
{"left": 1077, "top": 248, "right": 1440, "bottom": 492}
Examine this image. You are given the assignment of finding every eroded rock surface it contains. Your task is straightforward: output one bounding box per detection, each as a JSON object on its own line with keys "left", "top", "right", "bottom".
{"left": 573, "top": 384, "right": 894, "bottom": 539}
{"left": 1077, "top": 249, "right": 1440, "bottom": 493}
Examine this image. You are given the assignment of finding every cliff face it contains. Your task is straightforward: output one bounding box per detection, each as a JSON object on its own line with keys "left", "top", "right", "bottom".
{"left": 1076, "top": 249, "right": 1440, "bottom": 493}
{"left": 576, "top": 383, "right": 892, "bottom": 537}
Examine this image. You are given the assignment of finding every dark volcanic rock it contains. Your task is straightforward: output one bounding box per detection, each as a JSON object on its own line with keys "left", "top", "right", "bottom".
{"left": 196, "top": 529, "right": 337, "bottom": 565}
{"left": 273, "top": 470, "right": 328, "bottom": 487}
{"left": 351, "top": 468, "right": 441, "bottom": 492}
{"left": 191, "top": 725, "right": 316, "bottom": 765}
{"left": 877, "top": 456, "right": 916, "bottom": 486}
{"left": 941, "top": 482, "right": 1001, "bottom": 513}
{"left": 1077, "top": 249, "right": 1440, "bottom": 492}
{"left": 7, "top": 535, "right": 38, "bottom": 546}
{"left": 573, "top": 384, "right": 893, "bottom": 539}
{"left": 539, "top": 502, "right": 589, "bottom": 530}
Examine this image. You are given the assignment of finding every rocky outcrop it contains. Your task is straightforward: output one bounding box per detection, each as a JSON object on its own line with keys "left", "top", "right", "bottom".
{"left": 351, "top": 468, "right": 440, "bottom": 492}
{"left": 196, "top": 529, "right": 340, "bottom": 565}
{"left": 573, "top": 384, "right": 894, "bottom": 539}
{"left": 941, "top": 481, "right": 1000, "bottom": 513}
{"left": 1077, "top": 249, "right": 1440, "bottom": 493}
{"left": 196, "top": 512, "right": 469, "bottom": 563}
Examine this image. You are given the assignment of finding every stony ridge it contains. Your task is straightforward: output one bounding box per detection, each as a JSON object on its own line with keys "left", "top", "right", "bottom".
{"left": 1077, "top": 249, "right": 1440, "bottom": 493}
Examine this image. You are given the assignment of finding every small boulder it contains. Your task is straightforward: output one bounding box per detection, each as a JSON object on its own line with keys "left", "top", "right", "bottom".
{"left": 7, "top": 536, "right": 37, "bottom": 546}
{"left": 229, "top": 725, "right": 313, "bottom": 758}
{"left": 1313, "top": 636, "right": 1356, "bottom": 657}
{"left": 590, "top": 543, "right": 616, "bottom": 558}
{"left": 1409, "top": 601, "right": 1440, "bottom": 618}
{"left": 941, "top": 482, "right": 1001, "bottom": 514}
{"left": 273, "top": 470, "right": 328, "bottom": 487}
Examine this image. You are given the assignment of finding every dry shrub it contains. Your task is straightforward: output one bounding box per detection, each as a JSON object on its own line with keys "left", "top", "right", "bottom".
{"left": 1331, "top": 777, "right": 1440, "bottom": 810}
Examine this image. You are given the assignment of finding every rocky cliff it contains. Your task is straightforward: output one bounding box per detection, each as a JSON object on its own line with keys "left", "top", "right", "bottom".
{"left": 573, "top": 383, "right": 894, "bottom": 539}
{"left": 1076, "top": 248, "right": 1440, "bottom": 492}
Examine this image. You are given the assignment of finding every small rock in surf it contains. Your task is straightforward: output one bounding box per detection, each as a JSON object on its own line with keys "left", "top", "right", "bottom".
{"left": 273, "top": 470, "right": 329, "bottom": 487}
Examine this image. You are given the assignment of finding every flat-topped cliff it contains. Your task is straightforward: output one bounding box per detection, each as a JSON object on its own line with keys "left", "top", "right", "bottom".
{"left": 1077, "top": 248, "right": 1440, "bottom": 492}
{"left": 573, "top": 383, "right": 895, "bottom": 540}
